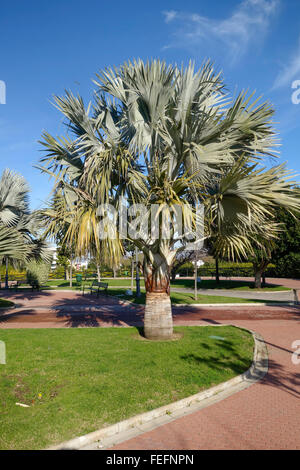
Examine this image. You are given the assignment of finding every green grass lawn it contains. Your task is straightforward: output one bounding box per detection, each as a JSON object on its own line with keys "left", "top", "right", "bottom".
{"left": 170, "top": 279, "right": 290, "bottom": 291}
{"left": 0, "top": 326, "right": 253, "bottom": 450}
{"left": 44, "top": 280, "right": 81, "bottom": 290}
{"left": 106, "top": 288, "right": 281, "bottom": 304}
{"left": 42, "top": 280, "right": 287, "bottom": 304}
{"left": 45, "top": 278, "right": 289, "bottom": 291}
{"left": 0, "top": 299, "right": 14, "bottom": 308}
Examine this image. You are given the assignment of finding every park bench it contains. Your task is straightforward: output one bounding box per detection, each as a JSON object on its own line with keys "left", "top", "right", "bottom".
{"left": 90, "top": 281, "right": 108, "bottom": 297}
{"left": 15, "top": 279, "right": 28, "bottom": 291}
{"left": 16, "top": 279, "right": 40, "bottom": 291}
{"left": 82, "top": 280, "right": 108, "bottom": 297}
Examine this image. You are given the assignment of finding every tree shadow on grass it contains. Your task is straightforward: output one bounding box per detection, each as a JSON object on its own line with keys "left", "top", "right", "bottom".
{"left": 181, "top": 339, "right": 300, "bottom": 399}
{"left": 180, "top": 338, "right": 252, "bottom": 375}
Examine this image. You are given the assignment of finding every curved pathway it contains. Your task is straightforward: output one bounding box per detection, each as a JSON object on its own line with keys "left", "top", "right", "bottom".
{"left": 0, "top": 288, "right": 299, "bottom": 449}
{"left": 111, "top": 318, "right": 300, "bottom": 450}
{"left": 171, "top": 287, "right": 294, "bottom": 302}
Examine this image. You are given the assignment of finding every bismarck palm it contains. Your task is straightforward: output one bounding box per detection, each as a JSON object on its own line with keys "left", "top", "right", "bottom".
{"left": 39, "top": 60, "right": 300, "bottom": 339}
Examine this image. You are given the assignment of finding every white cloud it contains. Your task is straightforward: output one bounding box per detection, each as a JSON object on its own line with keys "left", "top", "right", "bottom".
{"left": 273, "top": 38, "right": 300, "bottom": 89}
{"left": 162, "top": 0, "right": 279, "bottom": 63}
{"left": 163, "top": 10, "right": 177, "bottom": 24}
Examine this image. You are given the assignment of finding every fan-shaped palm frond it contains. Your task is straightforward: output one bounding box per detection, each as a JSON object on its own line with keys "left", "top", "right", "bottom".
{"left": 0, "top": 226, "right": 30, "bottom": 259}
{"left": 0, "top": 169, "right": 52, "bottom": 264}
{"left": 0, "top": 169, "right": 29, "bottom": 226}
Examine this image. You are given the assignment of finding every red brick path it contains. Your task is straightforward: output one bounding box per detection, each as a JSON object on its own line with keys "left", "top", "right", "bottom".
{"left": 0, "top": 290, "right": 299, "bottom": 328}
{"left": 112, "top": 319, "right": 300, "bottom": 450}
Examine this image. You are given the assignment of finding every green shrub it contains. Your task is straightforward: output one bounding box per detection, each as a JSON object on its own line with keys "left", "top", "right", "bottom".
{"left": 273, "top": 253, "right": 300, "bottom": 278}
{"left": 177, "top": 261, "right": 275, "bottom": 278}
{"left": 26, "top": 261, "right": 50, "bottom": 287}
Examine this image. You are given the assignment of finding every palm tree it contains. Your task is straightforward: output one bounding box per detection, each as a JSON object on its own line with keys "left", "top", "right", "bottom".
{"left": 204, "top": 159, "right": 300, "bottom": 287}
{"left": 0, "top": 169, "right": 51, "bottom": 286}
{"left": 39, "top": 60, "right": 300, "bottom": 339}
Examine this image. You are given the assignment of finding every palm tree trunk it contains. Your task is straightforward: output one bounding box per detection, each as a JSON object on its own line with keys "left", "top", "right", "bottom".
{"left": 171, "top": 265, "right": 177, "bottom": 282}
{"left": 144, "top": 292, "right": 173, "bottom": 340}
{"left": 215, "top": 257, "right": 220, "bottom": 284}
{"left": 96, "top": 263, "right": 101, "bottom": 282}
{"left": 254, "top": 270, "right": 262, "bottom": 288}
{"left": 143, "top": 256, "right": 173, "bottom": 340}
{"left": 131, "top": 254, "right": 134, "bottom": 290}
{"left": 69, "top": 253, "right": 73, "bottom": 288}
{"left": 253, "top": 259, "right": 269, "bottom": 289}
{"left": 194, "top": 261, "right": 198, "bottom": 301}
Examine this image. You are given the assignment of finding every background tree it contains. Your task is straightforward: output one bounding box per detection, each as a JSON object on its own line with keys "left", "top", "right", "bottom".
{"left": 248, "top": 238, "right": 277, "bottom": 288}
{"left": 205, "top": 160, "right": 300, "bottom": 285}
{"left": 26, "top": 260, "right": 51, "bottom": 288}
{"left": 271, "top": 206, "right": 300, "bottom": 278}
{"left": 170, "top": 249, "right": 208, "bottom": 282}
{"left": 56, "top": 246, "right": 71, "bottom": 280}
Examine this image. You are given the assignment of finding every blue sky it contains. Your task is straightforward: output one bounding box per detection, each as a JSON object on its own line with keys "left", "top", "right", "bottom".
{"left": 1, "top": 0, "right": 300, "bottom": 209}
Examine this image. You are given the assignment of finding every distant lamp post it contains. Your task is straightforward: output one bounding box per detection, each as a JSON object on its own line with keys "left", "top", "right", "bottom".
{"left": 131, "top": 252, "right": 134, "bottom": 291}
{"left": 193, "top": 258, "right": 204, "bottom": 301}
{"left": 135, "top": 247, "right": 141, "bottom": 297}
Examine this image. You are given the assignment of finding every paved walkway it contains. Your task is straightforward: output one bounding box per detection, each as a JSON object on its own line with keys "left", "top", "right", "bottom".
{"left": 171, "top": 287, "right": 293, "bottom": 302}
{"left": 0, "top": 290, "right": 142, "bottom": 328}
{"left": 180, "top": 276, "right": 300, "bottom": 289}
{"left": 111, "top": 319, "right": 300, "bottom": 450}
{"left": 224, "top": 276, "right": 300, "bottom": 289}
{"left": 170, "top": 276, "right": 298, "bottom": 302}
{"left": 0, "top": 289, "right": 299, "bottom": 328}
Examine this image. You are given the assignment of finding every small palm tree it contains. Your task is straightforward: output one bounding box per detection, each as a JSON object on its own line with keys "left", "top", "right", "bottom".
{"left": 0, "top": 169, "right": 51, "bottom": 286}
{"left": 0, "top": 169, "right": 31, "bottom": 266}
{"left": 39, "top": 60, "right": 300, "bottom": 339}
